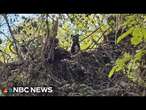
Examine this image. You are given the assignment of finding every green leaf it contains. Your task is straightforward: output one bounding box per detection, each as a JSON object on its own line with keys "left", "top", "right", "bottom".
{"left": 141, "top": 28, "right": 146, "bottom": 41}
{"left": 116, "top": 52, "right": 131, "bottom": 64}
{"left": 108, "top": 66, "right": 117, "bottom": 78}
{"left": 131, "top": 28, "right": 143, "bottom": 46}
{"left": 131, "top": 36, "right": 143, "bottom": 46}
{"left": 134, "top": 49, "right": 146, "bottom": 62}
{"left": 108, "top": 52, "right": 132, "bottom": 78}
{"left": 116, "top": 27, "right": 134, "bottom": 44}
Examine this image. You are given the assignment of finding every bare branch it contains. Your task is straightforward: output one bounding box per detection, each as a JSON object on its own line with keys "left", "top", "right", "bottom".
{"left": 80, "top": 24, "right": 104, "bottom": 42}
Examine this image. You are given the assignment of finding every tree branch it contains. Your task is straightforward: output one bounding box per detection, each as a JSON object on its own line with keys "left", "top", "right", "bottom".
{"left": 80, "top": 24, "right": 104, "bottom": 42}
{"left": 3, "top": 14, "right": 22, "bottom": 60}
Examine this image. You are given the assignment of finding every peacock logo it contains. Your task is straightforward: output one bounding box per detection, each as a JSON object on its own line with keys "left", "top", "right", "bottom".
{"left": 0, "top": 81, "right": 14, "bottom": 96}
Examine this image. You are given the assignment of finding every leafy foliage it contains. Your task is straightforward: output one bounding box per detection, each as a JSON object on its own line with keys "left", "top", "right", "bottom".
{"left": 116, "top": 27, "right": 134, "bottom": 44}
{"left": 109, "top": 14, "right": 146, "bottom": 86}
{"left": 108, "top": 52, "right": 132, "bottom": 78}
